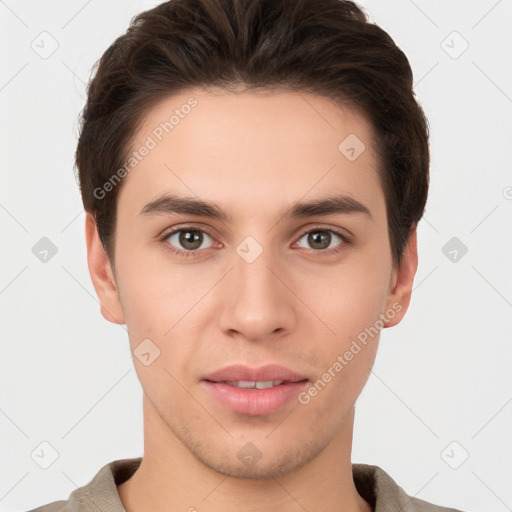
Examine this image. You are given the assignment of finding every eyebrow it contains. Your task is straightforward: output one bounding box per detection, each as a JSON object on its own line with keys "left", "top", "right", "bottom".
{"left": 139, "top": 193, "right": 372, "bottom": 223}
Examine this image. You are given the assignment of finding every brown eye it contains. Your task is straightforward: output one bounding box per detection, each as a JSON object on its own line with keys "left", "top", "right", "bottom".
{"left": 296, "top": 229, "right": 344, "bottom": 251}
{"left": 165, "top": 229, "right": 214, "bottom": 252}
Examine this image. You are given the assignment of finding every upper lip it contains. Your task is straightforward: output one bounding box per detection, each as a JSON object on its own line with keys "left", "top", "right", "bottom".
{"left": 203, "top": 364, "right": 308, "bottom": 383}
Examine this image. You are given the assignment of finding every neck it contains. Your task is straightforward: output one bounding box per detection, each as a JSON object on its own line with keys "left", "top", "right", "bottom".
{"left": 118, "top": 395, "right": 372, "bottom": 512}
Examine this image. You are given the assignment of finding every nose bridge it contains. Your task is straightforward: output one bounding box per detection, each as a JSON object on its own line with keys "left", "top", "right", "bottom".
{"left": 217, "top": 237, "right": 295, "bottom": 339}
{"left": 236, "top": 243, "right": 278, "bottom": 297}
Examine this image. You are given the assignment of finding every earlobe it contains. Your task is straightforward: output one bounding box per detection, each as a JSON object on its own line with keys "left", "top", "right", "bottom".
{"left": 383, "top": 227, "right": 418, "bottom": 328}
{"left": 85, "top": 213, "right": 126, "bottom": 325}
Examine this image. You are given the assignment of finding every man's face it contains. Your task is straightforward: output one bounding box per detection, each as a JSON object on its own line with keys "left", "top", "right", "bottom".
{"left": 89, "top": 88, "right": 415, "bottom": 478}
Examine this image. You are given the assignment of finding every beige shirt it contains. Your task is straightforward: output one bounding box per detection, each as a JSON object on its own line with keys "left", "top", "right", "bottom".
{"left": 28, "top": 457, "right": 465, "bottom": 512}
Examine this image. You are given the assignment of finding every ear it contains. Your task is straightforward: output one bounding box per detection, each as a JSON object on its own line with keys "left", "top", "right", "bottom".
{"left": 85, "top": 212, "right": 126, "bottom": 325}
{"left": 383, "top": 227, "right": 418, "bottom": 328}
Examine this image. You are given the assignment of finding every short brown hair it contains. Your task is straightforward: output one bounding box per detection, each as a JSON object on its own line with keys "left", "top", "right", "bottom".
{"left": 76, "top": 0, "right": 429, "bottom": 266}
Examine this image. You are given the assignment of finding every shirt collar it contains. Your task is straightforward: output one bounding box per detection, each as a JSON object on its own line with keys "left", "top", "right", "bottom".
{"left": 75, "top": 457, "right": 452, "bottom": 512}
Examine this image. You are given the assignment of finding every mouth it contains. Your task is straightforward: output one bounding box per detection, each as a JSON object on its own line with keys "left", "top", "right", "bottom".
{"left": 218, "top": 379, "right": 289, "bottom": 389}
{"left": 201, "top": 365, "right": 309, "bottom": 416}
{"left": 205, "top": 379, "right": 307, "bottom": 389}
{"left": 202, "top": 363, "right": 308, "bottom": 384}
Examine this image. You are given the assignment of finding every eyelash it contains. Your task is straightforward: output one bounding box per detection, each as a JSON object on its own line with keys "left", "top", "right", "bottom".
{"left": 159, "top": 225, "right": 351, "bottom": 259}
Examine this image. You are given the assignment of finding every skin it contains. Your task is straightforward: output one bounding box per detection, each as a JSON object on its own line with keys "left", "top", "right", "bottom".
{"left": 86, "top": 87, "right": 418, "bottom": 512}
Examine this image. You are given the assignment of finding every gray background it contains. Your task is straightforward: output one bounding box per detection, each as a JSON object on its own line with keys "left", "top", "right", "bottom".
{"left": 1, "top": 1, "right": 511, "bottom": 511}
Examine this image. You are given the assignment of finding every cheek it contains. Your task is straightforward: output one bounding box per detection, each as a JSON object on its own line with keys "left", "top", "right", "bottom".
{"left": 303, "top": 260, "right": 390, "bottom": 331}
{"left": 118, "top": 257, "right": 207, "bottom": 326}
{"left": 296, "top": 272, "right": 384, "bottom": 412}
{"left": 116, "top": 260, "right": 218, "bottom": 382}
{"left": 116, "top": 269, "right": 198, "bottom": 400}
{"left": 297, "top": 259, "right": 390, "bottom": 382}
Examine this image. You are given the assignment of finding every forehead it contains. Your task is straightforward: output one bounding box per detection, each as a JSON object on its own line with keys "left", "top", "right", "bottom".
{"left": 117, "top": 87, "right": 384, "bottom": 221}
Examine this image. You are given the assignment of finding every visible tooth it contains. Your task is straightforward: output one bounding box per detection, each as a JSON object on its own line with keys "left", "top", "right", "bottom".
{"left": 234, "top": 380, "right": 256, "bottom": 388}
{"left": 255, "top": 380, "right": 276, "bottom": 389}
{"left": 225, "top": 380, "right": 285, "bottom": 389}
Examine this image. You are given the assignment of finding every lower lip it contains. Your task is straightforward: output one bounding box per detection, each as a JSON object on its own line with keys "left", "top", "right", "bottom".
{"left": 201, "top": 380, "right": 309, "bottom": 416}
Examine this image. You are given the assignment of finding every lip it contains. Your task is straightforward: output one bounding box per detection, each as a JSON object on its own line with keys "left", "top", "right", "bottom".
{"left": 202, "top": 364, "right": 308, "bottom": 383}
{"left": 201, "top": 364, "right": 309, "bottom": 416}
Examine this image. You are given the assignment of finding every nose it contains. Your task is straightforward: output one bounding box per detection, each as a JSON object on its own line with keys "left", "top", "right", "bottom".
{"left": 217, "top": 244, "right": 297, "bottom": 342}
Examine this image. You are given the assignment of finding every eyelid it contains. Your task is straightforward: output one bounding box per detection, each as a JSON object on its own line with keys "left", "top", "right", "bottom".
{"left": 293, "top": 223, "right": 353, "bottom": 244}
{"left": 158, "top": 222, "right": 217, "bottom": 240}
